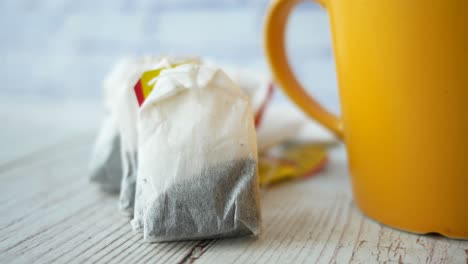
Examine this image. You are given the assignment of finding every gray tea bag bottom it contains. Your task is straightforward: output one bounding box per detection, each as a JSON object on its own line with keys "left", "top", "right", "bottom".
{"left": 89, "top": 118, "right": 122, "bottom": 193}
{"left": 90, "top": 118, "right": 139, "bottom": 216}
{"left": 142, "top": 159, "right": 261, "bottom": 242}
{"left": 119, "top": 151, "right": 137, "bottom": 216}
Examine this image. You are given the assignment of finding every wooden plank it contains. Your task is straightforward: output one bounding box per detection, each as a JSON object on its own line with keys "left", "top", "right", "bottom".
{"left": 0, "top": 136, "right": 466, "bottom": 264}
{"left": 0, "top": 97, "right": 102, "bottom": 166}
{"left": 0, "top": 135, "right": 94, "bottom": 227}
{"left": 0, "top": 135, "right": 197, "bottom": 264}
{"left": 0, "top": 133, "right": 94, "bottom": 174}
{"left": 186, "top": 151, "right": 468, "bottom": 264}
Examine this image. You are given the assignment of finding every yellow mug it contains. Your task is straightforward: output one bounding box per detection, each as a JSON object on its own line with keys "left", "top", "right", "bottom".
{"left": 264, "top": 0, "right": 468, "bottom": 238}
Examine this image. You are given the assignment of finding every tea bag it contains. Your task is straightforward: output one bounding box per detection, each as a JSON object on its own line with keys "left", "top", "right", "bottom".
{"left": 89, "top": 117, "right": 122, "bottom": 193}
{"left": 132, "top": 64, "right": 261, "bottom": 242}
{"left": 222, "top": 67, "right": 273, "bottom": 127}
{"left": 88, "top": 59, "right": 131, "bottom": 193}
{"left": 202, "top": 61, "right": 274, "bottom": 128}
{"left": 89, "top": 55, "right": 271, "bottom": 216}
{"left": 112, "top": 56, "right": 202, "bottom": 215}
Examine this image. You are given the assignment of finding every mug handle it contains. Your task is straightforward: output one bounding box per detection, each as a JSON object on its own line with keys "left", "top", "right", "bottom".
{"left": 264, "top": 0, "right": 344, "bottom": 140}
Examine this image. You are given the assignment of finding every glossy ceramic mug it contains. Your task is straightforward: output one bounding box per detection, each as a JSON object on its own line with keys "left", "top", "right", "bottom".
{"left": 264, "top": 0, "right": 468, "bottom": 238}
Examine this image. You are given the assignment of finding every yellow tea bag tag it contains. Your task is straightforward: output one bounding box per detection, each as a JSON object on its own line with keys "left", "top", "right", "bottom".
{"left": 258, "top": 142, "right": 328, "bottom": 186}
{"left": 134, "top": 61, "right": 194, "bottom": 106}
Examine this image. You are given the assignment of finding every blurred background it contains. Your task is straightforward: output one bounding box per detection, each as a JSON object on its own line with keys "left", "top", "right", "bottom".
{"left": 0, "top": 0, "right": 339, "bottom": 164}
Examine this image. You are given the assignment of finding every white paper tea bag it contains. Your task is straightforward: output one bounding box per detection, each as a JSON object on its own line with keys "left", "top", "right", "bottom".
{"left": 203, "top": 61, "right": 274, "bottom": 128}
{"left": 132, "top": 64, "right": 261, "bottom": 242}
{"left": 113, "top": 56, "right": 202, "bottom": 215}
{"left": 89, "top": 117, "right": 122, "bottom": 193}
{"left": 88, "top": 58, "right": 132, "bottom": 193}
{"left": 89, "top": 56, "right": 270, "bottom": 218}
{"left": 222, "top": 67, "right": 273, "bottom": 127}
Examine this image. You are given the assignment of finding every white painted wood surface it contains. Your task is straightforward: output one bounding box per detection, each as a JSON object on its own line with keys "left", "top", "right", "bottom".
{"left": 2, "top": 1, "right": 466, "bottom": 262}
{"left": 0, "top": 107, "right": 466, "bottom": 264}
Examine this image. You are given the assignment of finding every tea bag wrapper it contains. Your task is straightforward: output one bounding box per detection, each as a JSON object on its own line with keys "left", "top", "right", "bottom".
{"left": 132, "top": 64, "right": 261, "bottom": 242}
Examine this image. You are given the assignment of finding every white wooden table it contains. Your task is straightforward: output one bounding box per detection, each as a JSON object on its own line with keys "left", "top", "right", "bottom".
{"left": 1, "top": 100, "right": 467, "bottom": 264}
{"left": 1, "top": 1, "right": 467, "bottom": 262}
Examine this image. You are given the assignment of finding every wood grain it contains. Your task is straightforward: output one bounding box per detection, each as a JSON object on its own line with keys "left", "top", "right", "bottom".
{"left": 0, "top": 136, "right": 466, "bottom": 264}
